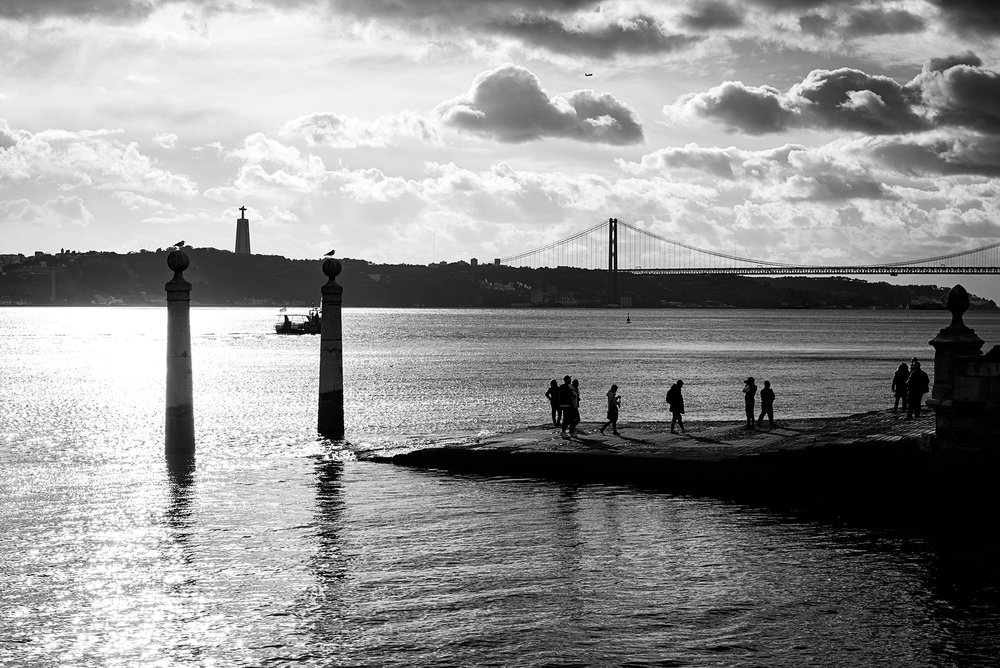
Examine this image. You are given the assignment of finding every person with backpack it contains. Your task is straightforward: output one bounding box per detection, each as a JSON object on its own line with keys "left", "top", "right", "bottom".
{"left": 666, "top": 380, "right": 685, "bottom": 434}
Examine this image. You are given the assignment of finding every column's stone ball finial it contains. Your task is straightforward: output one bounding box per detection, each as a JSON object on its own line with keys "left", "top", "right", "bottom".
{"left": 946, "top": 284, "right": 970, "bottom": 317}
{"left": 323, "top": 257, "right": 343, "bottom": 278}
{"left": 167, "top": 249, "right": 190, "bottom": 273}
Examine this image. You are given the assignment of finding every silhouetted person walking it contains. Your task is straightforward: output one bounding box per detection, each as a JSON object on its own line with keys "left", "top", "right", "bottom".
{"left": 891, "top": 362, "right": 909, "bottom": 413}
{"left": 666, "top": 380, "right": 685, "bottom": 433}
{"left": 545, "top": 379, "right": 561, "bottom": 426}
{"left": 757, "top": 380, "right": 775, "bottom": 428}
{"left": 743, "top": 377, "right": 757, "bottom": 429}
{"left": 600, "top": 384, "right": 621, "bottom": 435}
{"left": 905, "top": 360, "right": 930, "bottom": 419}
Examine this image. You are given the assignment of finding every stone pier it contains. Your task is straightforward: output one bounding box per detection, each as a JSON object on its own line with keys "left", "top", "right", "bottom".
{"left": 369, "top": 293, "right": 1000, "bottom": 513}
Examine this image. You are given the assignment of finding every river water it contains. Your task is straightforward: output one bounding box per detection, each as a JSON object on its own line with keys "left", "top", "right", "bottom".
{"left": 2, "top": 307, "right": 1000, "bottom": 667}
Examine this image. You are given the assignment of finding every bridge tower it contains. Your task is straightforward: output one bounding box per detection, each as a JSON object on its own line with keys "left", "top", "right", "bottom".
{"left": 608, "top": 217, "right": 618, "bottom": 306}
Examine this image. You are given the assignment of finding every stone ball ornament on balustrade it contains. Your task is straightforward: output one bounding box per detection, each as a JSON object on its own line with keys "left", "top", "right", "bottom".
{"left": 167, "top": 249, "right": 190, "bottom": 278}
{"left": 323, "top": 257, "right": 343, "bottom": 280}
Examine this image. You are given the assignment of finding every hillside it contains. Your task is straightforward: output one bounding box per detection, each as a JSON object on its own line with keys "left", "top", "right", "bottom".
{"left": 0, "top": 247, "right": 994, "bottom": 310}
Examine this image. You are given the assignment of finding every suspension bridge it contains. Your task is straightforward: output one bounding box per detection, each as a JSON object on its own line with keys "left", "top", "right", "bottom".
{"left": 498, "top": 217, "right": 1000, "bottom": 304}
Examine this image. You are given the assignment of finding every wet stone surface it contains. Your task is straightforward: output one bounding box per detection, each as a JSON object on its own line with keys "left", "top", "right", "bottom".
{"left": 400, "top": 410, "right": 936, "bottom": 463}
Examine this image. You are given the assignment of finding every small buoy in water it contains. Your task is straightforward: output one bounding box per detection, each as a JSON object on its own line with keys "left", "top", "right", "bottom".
{"left": 626, "top": 313, "right": 631, "bottom": 323}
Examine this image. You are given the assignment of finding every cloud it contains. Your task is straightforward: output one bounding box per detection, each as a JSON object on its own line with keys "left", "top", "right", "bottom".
{"left": 680, "top": 1, "right": 745, "bottom": 30}
{"left": 124, "top": 74, "right": 161, "bottom": 86}
{"left": 671, "top": 81, "right": 796, "bottom": 134}
{"left": 152, "top": 133, "right": 178, "bottom": 149}
{"left": 924, "top": 52, "right": 983, "bottom": 73}
{"left": 204, "top": 133, "right": 332, "bottom": 207}
{"left": 330, "top": 0, "right": 601, "bottom": 21}
{"left": 621, "top": 142, "right": 890, "bottom": 202}
{"left": 775, "top": 169, "right": 890, "bottom": 201}
{"left": 798, "top": 12, "right": 836, "bottom": 36}
{"left": 843, "top": 8, "right": 925, "bottom": 37}
{"left": 436, "top": 64, "right": 643, "bottom": 144}
{"left": 485, "top": 14, "right": 700, "bottom": 58}
{"left": 668, "top": 55, "right": 1000, "bottom": 136}
{"left": 0, "top": 195, "right": 92, "bottom": 227}
{"left": 0, "top": 119, "right": 24, "bottom": 149}
{"left": 743, "top": 0, "right": 862, "bottom": 11}
{"left": 846, "top": 132, "right": 1000, "bottom": 177}
{"left": 789, "top": 68, "right": 926, "bottom": 133}
{"left": 326, "top": 1, "right": 709, "bottom": 58}
{"left": 0, "top": 123, "right": 197, "bottom": 196}
{"left": 112, "top": 191, "right": 172, "bottom": 211}
{"left": 279, "top": 111, "right": 440, "bottom": 148}
{"left": 624, "top": 145, "right": 740, "bottom": 180}
{"left": 0, "top": 0, "right": 154, "bottom": 20}
{"left": 927, "top": 0, "right": 1000, "bottom": 36}
{"left": 913, "top": 58, "right": 1000, "bottom": 133}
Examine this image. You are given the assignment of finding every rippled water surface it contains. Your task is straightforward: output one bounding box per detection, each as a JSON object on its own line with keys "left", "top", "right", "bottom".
{"left": 3, "top": 307, "right": 1000, "bottom": 666}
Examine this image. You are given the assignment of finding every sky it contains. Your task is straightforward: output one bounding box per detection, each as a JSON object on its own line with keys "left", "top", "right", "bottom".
{"left": 2, "top": 0, "right": 1000, "bottom": 299}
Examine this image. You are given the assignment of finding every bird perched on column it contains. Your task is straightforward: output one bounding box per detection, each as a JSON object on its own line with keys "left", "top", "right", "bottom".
{"left": 324, "top": 249, "right": 336, "bottom": 256}
{"left": 172, "top": 240, "right": 185, "bottom": 248}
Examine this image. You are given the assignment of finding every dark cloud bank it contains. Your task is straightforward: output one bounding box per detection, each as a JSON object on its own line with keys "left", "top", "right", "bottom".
{"left": 11, "top": 0, "right": 995, "bottom": 59}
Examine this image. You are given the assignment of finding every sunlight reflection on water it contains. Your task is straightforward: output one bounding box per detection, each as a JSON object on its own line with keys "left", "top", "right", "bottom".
{"left": 3, "top": 307, "right": 1000, "bottom": 666}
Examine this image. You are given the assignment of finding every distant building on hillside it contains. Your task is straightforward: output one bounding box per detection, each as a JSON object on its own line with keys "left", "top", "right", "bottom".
{"left": 235, "top": 206, "right": 251, "bottom": 255}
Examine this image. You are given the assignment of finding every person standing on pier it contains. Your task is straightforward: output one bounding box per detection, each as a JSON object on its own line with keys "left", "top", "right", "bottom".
{"left": 743, "top": 377, "right": 757, "bottom": 429}
{"left": 666, "top": 380, "right": 685, "bottom": 433}
{"left": 545, "top": 379, "right": 561, "bottom": 427}
{"left": 891, "top": 362, "right": 910, "bottom": 413}
{"left": 757, "top": 380, "right": 775, "bottom": 428}
{"left": 559, "top": 376, "right": 576, "bottom": 437}
{"left": 571, "top": 379, "right": 582, "bottom": 433}
{"left": 600, "top": 384, "right": 621, "bottom": 435}
{"left": 905, "top": 361, "right": 930, "bottom": 419}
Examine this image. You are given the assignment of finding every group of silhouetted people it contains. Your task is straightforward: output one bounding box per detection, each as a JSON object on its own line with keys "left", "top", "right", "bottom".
{"left": 546, "top": 376, "right": 622, "bottom": 438}
{"left": 741, "top": 377, "right": 776, "bottom": 430}
{"left": 543, "top": 355, "right": 931, "bottom": 437}
{"left": 547, "top": 376, "right": 583, "bottom": 438}
{"left": 545, "top": 374, "right": 783, "bottom": 437}
{"left": 892, "top": 357, "right": 930, "bottom": 419}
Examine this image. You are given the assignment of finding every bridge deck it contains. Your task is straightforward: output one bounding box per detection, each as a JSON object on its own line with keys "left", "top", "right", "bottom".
{"left": 628, "top": 267, "right": 1000, "bottom": 276}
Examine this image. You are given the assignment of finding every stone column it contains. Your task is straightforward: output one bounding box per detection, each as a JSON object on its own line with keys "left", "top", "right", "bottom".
{"left": 165, "top": 250, "right": 195, "bottom": 456}
{"left": 318, "top": 257, "right": 344, "bottom": 438}
{"left": 929, "top": 285, "right": 984, "bottom": 401}
{"left": 927, "top": 285, "right": 984, "bottom": 446}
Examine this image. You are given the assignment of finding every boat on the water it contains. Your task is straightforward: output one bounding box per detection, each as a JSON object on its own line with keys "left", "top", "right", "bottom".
{"left": 275, "top": 307, "right": 321, "bottom": 334}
